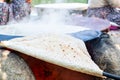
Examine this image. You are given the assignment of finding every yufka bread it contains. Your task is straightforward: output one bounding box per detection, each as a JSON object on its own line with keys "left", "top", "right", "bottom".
{"left": 0, "top": 33, "right": 105, "bottom": 78}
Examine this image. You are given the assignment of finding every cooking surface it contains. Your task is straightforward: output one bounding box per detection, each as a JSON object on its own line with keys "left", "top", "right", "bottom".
{"left": 66, "top": 16, "right": 110, "bottom": 31}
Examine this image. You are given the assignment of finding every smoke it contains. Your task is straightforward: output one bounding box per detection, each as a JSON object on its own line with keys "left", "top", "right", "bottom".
{"left": 39, "top": 8, "right": 71, "bottom": 24}
{"left": 0, "top": 2, "right": 89, "bottom": 36}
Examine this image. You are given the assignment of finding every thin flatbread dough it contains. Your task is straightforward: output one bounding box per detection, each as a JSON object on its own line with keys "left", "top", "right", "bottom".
{"left": 0, "top": 33, "right": 104, "bottom": 78}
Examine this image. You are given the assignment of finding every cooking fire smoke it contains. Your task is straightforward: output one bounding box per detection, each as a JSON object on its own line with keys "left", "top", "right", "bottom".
{"left": 0, "top": 0, "right": 88, "bottom": 36}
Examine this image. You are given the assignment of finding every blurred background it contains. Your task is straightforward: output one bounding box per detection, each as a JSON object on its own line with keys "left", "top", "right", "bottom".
{"left": 32, "top": 0, "right": 88, "bottom": 5}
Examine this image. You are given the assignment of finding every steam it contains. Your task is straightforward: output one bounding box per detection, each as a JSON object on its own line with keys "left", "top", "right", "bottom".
{"left": 0, "top": 2, "right": 89, "bottom": 36}
{"left": 39, "top": 8, "right": 71, "bottom": 25}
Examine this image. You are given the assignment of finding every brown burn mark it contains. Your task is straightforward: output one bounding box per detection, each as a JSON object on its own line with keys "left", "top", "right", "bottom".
{"left": 59, "top": 44, "right": 62, "bottom": 46}
{"left": 62, "top": 49, "right": 65, "bottom": 52}
{"left": 71, "top": 47, "right": 74, "bottom": 50}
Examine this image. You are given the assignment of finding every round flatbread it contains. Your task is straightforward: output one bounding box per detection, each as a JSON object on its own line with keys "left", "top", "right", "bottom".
{"left": 0, "top": 33, "right": 104, "bottom": 78}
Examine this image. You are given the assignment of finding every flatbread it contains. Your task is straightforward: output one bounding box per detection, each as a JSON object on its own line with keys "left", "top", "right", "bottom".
{"left": 0, "top": 33, "right": 104, "bottom": 78}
